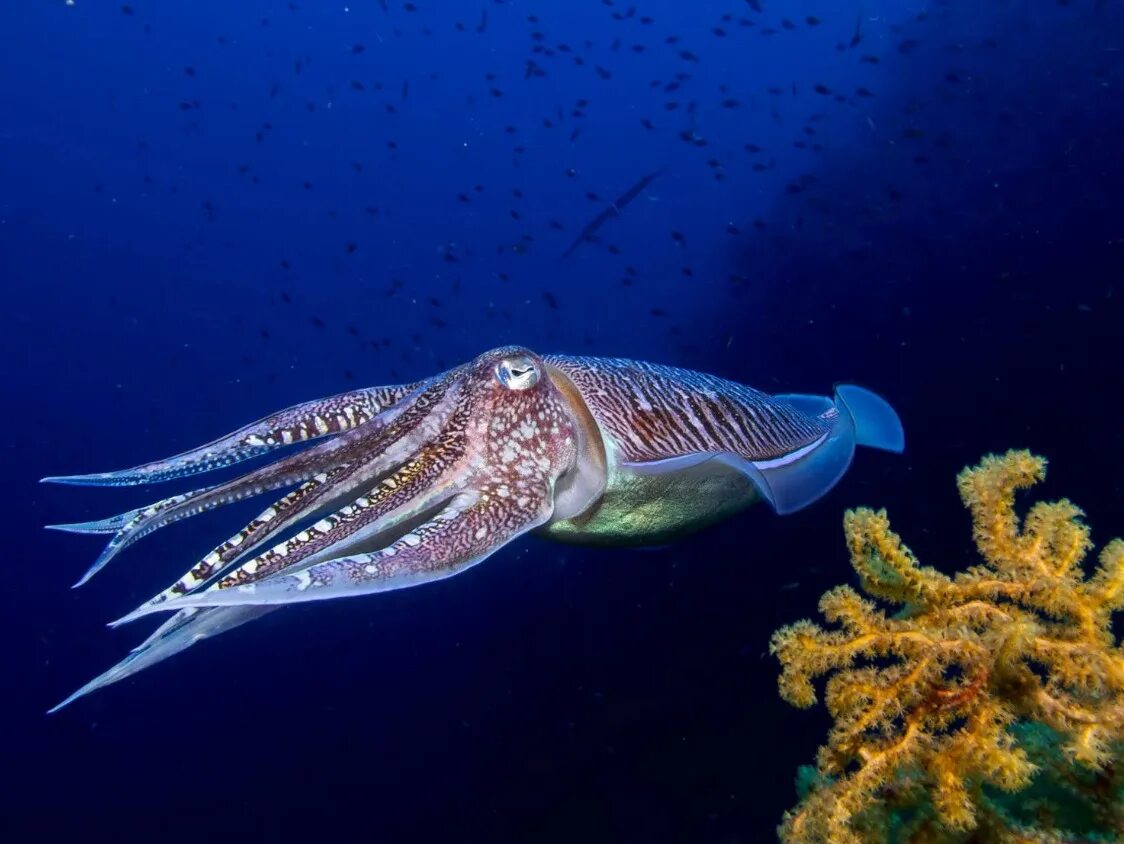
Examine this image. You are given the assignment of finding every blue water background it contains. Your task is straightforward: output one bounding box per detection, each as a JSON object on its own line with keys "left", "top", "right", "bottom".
{"left": 2, "top": 1, "right": 1122, "bottom": 840}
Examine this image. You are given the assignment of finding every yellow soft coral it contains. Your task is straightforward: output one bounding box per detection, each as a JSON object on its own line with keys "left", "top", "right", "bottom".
{"left": 770, "top": 450, "right": 1124, "bottom": 844}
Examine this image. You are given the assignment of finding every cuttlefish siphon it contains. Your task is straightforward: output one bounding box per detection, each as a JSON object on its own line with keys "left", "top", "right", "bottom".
{"left": 44, "top": 346, "right": 903, "bottom": 712}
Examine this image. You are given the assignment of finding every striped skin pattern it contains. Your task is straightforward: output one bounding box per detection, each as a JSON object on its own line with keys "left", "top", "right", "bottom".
{"left": 544, "top": 356, "right": 830, "bottom": 463}
{"left": 46, "top": 346, "right": 871, "bottom": 711}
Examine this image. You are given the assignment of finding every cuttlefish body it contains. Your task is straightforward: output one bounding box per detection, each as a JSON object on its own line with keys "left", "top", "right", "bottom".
{"left": 45, "top": 347, "right": 903, "bottom": 711}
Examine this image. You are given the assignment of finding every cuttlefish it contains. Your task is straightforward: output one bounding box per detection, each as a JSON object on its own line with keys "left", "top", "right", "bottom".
{"left": 44, "top": 347, "right": 903, "bottom": 712}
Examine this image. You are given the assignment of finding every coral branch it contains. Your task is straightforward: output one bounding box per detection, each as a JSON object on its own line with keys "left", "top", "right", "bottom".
{"left": 771, "top": 450, "right": 1124, "bottom": 843}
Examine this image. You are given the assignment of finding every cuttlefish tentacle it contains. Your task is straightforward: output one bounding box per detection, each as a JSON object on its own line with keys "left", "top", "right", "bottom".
{"left": 41, "top": 382, "right": 421, "bottom": 488}
{"left": 116, "top": 463, "right": 459, "bottom": 623}
{"left": 46, "top": 606, "right": 272, "bottom": 715}
{"left": 47, "top": 480, "right": 538, "bottom": 712}
{"left": 58, "top": 478, "right": 545, "bottom": 706}
{"left": 48, "top": 346, "right": 902, "bottom": 712}
{"left": 55, "top": 373, "right": 463, "bottom": 587}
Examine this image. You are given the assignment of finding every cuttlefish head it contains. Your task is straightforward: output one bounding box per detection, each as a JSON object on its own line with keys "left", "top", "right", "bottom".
{"left": 454, "top": 345, "right": 607, "bottom": 523}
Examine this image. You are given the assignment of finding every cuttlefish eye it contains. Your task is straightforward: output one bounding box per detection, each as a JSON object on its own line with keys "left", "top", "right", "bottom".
{"left": 495, "top": 355, "right": 540, "bottom": 390}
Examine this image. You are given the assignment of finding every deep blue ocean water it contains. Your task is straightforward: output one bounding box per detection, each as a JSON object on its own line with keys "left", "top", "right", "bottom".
{"left": 2, "top": 1, "right": 1122, "bottom": 841}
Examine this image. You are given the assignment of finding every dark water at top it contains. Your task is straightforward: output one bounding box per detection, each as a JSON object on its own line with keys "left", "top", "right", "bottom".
{"left": 2, "top": 1, "right": 1122, "bottom": 841}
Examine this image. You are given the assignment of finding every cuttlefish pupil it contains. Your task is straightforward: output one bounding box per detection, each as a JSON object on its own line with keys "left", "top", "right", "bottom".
{"left": 495, "top": 354, "right": 539, "bottom": 390}
{"left": 43, "top": 345, "right": 904, "bottom": 712}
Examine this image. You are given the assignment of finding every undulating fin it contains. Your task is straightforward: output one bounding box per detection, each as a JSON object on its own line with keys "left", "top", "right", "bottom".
{"left": 832, "top": 384, "right": 905, "bottom": 453}
{"left": 735, "top": 384, "right": 904, "bottom": 515}
{"left": 122, "top": 482, "right": 551, "bottom": 612}
{"left": 773, "top": 393, "right": 833, "bottom": 418}
{"left": 40, "top": 382, "right": 420, "bottom": 487}
{"left": 47, "top": 606, "right": 274, "bottom": 714}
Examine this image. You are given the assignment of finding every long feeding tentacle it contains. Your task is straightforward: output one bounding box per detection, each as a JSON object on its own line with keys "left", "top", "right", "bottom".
{"left": 41, "top": 383, "right": 420, "bottom": 487}
{"left": 206, "top": 437, "right": 462, "bottom": 592}
{"left": 151, "top": 468, "right": 354, "bottom": 602}
{"left": 47, "top": 606, "right": 274, "bottom": 714}
{"left": 45, "top": 372, "right": 469, "bottom": 711}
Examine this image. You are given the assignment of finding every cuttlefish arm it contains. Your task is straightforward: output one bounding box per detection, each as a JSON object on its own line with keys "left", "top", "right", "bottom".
{"left": 116, "top": 411, "right": 473, "bottom": 623}
{"left": 49, "top": 375, "right": 457, "bottom": 587}
{"left": 48, "top": 348, "right": 580, "bottom": 711}
{"left": 41, "top": 382, "right": 421, "bottom": 488}
{"left": 114, "top": 354, "right": 575, "bottom": 619}
{"left": 46, "top": 607, "right": 271, "bottom": 715}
